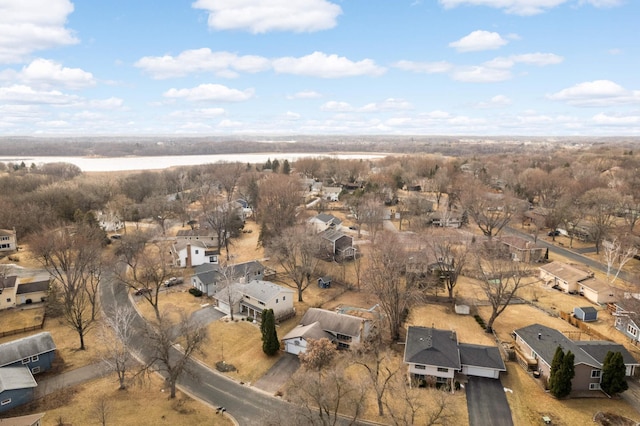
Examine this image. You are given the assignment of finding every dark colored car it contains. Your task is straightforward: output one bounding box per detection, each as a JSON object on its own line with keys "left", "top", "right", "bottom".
{"left": 548, "top": 230, "right": 560, "bottom": 236}
{"left": 134, "top": 288, "right": 152, "bottom": 296}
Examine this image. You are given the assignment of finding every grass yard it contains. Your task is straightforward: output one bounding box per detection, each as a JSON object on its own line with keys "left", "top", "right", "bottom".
{"left": 503, "top": 362, "right": 639, "bottom": 426}
{"left": 0, "top": 305, "right": 44, "bottom": 336}
{"left": 134, "top": 288, "right": 207, "bottom": 323}
{"left": 5, "top": 373, "right": 230, "bottom": 426}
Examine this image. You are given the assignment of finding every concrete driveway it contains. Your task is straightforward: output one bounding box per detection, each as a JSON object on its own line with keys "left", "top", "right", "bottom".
{"left": 466, "top": 376, "right": 513, "bottom": 426}
{"left": 254, "top": 352, "right": 300, "bottom": 394}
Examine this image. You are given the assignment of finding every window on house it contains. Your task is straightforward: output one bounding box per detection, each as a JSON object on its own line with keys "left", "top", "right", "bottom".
{"left": 591, "top": 370, "right": 601, "bottom": 378}
{"left": 628, "top": 325, "right": 638, "bottom": 337}
{"left": 337, "top": 342, "right": 350, "bottom": 349}
{"left": 589, "top": 383, "right": 601, "bottom": 390}
{"left": 275, "top": 299, "right": 278, "bottom": 303}
{"left": 21, "top": 357, "right": 30, "bottom": 364}
{"left": 258, "top": 301, "right": 265, "bottom": 306}
{"left": 437, "top": 367, "right": 448, "bottom": 373}
{"left": 336, "top": 334, "right": 352, "bottom": 342}
{"left": 6, "top": 298, "right": 10, "bottom": 303}
{"left": 1, "top": 399, "right": 11, "bottom": 406}
{"left": 31, "top": 366, "right": 40, "bottom": 374}
{"left": 283, "top": 296, "right": 286, "bottom": 300}
{"left": 195, "top": 250, "right": 199, "bottom": 254}
{"left": 415, "top": 364, "right": 426, "bottom": 370}
{"left": 31, "top": 355, "right": 39, "bottom": 362}
{"left": 436, "top": 376, "right": 448, "bottom": 383}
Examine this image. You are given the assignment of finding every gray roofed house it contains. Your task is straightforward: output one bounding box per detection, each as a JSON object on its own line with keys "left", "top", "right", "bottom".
{"left": 212, "top": 279, "right": 294, "bottom": 322}
{"left": 282, "top": 308, "right": 371, "bottom": 354}
{"left": 404, "top": 326, "right": 506, "bottom": 388}
{"left": 191, "top": 260, "right": 265, "bottom": 297}
{"left": 613, "top": 299, "right": 640, "bottom": 344}
{"left": 514, "top": 323, "right": 639, "bottom": 393}
{"left": 0, "top": 332, "right": 56, "bottom": 375}
{"left": 0, "top": 367, "right": 38, "bottom": 413}
{"left": 308, "top": 213, "right": 343, "bottom": 233}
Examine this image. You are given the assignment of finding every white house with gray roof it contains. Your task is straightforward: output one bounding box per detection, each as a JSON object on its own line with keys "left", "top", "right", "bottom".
{"left": 282, "top": 308, "right": 372, "bottom": 355}
{"left": 308, "top": 213, "right": 343, "bottom": 233}
{"left": 191, "top": 260, "right": 265, "bottom": 297}
{"left": 212, "top": 280, "right": 294, "bottom": 322}
{"left": 403, "top": 326, "right": 506, "bottom": 389}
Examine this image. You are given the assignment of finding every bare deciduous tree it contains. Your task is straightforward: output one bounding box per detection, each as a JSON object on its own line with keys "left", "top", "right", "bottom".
{"left": 268, "top": 226, "right": 321, "bottom": 302}
{"left": 100, "top": 305, "right": 138, "bottom": 390}
{"left": 144, "top": 311, "right": 209, "bottom": 399}
{"left": 257, "top": 174, "right": 302, "bottom": 245}
{"left": 602, "top": 236, "right": 638, "bottom": 285}
{"left": 365, "top": 232, "right": 419, "bottom": 341}
{"left": 31, "top": 224, "right": 104, "bottom": 350}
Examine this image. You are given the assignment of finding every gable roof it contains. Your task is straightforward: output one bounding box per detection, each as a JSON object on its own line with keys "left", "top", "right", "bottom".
{"left": 404, "top": 326, "right": 461, "bottom": 370}
{"left": 539, "top": 261, "right": 591, "bottom": 283}
{"left": 0, "top": 412, "right": 45, "bottom": 426}
{"left": 574, "top": 341, "right": 639, "bottom": 366}
{"left": 514, "top": 324, "right": 611, "bottom": 368}
{"left": 282, "top": 321, "right": 330, "bottom": 342}
{"left": 312, "top": 213, "right": 342, "bottom": 226}
{"left": 0, "top": 367, "right": 37, "bottom": 393}
{"left": 16, "top": 279, "right": 50, "bottom": 295}
{"left": 500, "top": 235, "right": 542, "bottom": 251}
{"left": 578, "top": 276, "right": 612, "bottom": 293}
{"left": 241, "top": 280, "right": 293, "bottom": 303}
{"left": 300, "top": 308, "right": 365, "bottom": 338}
{"left": 0, "top": 332, "right": 56, "bottom": 368}
{"left": 172, "top": 240, "right": 208, "bottom": 252}
{"left": 0, "top": 276, "right": 18, "bottom": 290}
{"left": 459, "top": 343, "right": 506, "bottom": 371}
{"left": 194, "top": 260, "right": 265, "bottom": 285}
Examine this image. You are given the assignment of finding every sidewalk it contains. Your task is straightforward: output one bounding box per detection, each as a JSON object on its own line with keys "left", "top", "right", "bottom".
{"left": 34, "top": 361, "right": 108, "bottom": 398}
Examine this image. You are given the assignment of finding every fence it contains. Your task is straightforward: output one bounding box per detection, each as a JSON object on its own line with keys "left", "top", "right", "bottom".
{"left": 0, "top": 313, "right": 46, "bottom": 338}
{"left": 558, "top": 310, "right": 608, "bottom": 341}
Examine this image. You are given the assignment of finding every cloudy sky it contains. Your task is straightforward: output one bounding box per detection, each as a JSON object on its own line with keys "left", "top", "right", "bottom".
{"left": 0, "top": 0, "right": 637, "bottom": 136}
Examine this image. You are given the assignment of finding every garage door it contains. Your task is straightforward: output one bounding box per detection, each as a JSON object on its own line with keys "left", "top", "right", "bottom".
{"left": 462, "top": 365, "right": 499, "bottom": 379}
{"left": 285, "top": 340, "right": 305, "bottom": 355}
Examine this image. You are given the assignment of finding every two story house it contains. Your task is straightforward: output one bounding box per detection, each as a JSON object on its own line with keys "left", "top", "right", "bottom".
{"left": 212, "top": 279, "right": 294, "bottom": 322}
{"left": 191, "top": 260, "right": 265, "bottom": 297}
{"left": 282, "top": 308, "right": 372, "bottom": 355}
{"left": 0, "top": 332, "right": 57, "bottom": 375}
{"left": 514, "top": 324, "right": 639, "bottom": 393}
{"left": 0, "top": 229, "right": 17, "bottom": 254}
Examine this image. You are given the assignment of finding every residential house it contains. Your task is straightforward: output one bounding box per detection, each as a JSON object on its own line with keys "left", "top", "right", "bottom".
{"left": 429, "top": 211, "right": 463, "bottom": 228}
{"left": 499, "top": 235, "right": 545, "bottom": 263}
{"left": 319, "top": 229, "right": 356, "bottom": 261}
{"left": 0, "top": 332, "right": 56, "bottom": 375}
{"left": 0, "top": 412, "right": 45, "bottom": 425}
{"left": 15, "top": 277, "right": 50, "bottom": 306}
{"left": 175, "top": 228, "right": 220, "bottom": 248}
{"left": 539, "top": 261, "right": 615, "bottom": 303}
{"left": 212, "top": 280, "right": 294, "bottom": 321}
{"left": 0, "top": 276, "right": 18, "bottom": 310}
{"left": 403, "top": 326, "right": 506, "bottom": 389}
{"left": 282, "top": 308, "right": 372, "bottom": 355}
{"left": 0, "top": 229, "right": 17, "bottom": 254}
{"left": 613, "top": 299, "right": 640, "bottom": 344}
{"left": 322, "top": 186, "right": 342, "bottom": 202}
{"left": 308, "top": 213, "right": 343, "bottom": 233}
{"left": 0, "top": 367, "right": 38, "bottom": 414}
{"left": 170, "top": 240, "right": 219, "bottom": 268}
{"left": 191, "top": 260, "right": 265, "bottom": 297}
{"left": 513, "top": 324, "right": 639, "bottom": 392}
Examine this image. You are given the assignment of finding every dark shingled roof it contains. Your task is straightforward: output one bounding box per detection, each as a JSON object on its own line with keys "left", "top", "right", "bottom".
{"left": 575, "top": 341, "right": 639, "bottom": 366}
{"left": 0, "top": 332, "right": 56, "bottom": 368}
{"left": 299, "top": 308, "right": 365, "bottom": 338}
{"left": 459, "top": 343, "right": 506, "bottom": 371}
{"left": 404, "top": 326, "right": 461, "bottom": 370}
{"left": 0, "top": 276, "right": 17, "bottom": 290}
{"left": 16, "top": 279, "right": 49, "bottom": 295}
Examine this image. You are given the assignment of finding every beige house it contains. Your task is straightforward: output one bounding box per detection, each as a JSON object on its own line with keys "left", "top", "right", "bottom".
{"left": 0, "top": 274, "right": 50, "bottom": 310}
{"left": 0, "top": 229, "right": 17, "bottom": 253}
{"left": 499, "top": 235, "right": 545, "bottom": 263}
{"left": 0, "top": 276, "right": 18, "bottom": 310}
{"left": 539, "top": 261, "right": 615, "bottom": 304}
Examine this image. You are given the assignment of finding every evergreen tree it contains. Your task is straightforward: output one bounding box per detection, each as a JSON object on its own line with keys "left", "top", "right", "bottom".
{"left": 260, "top": 309, "right": 279, "bottom": 356}
{"left": 548, "top": 346, "right": 564, "bottom": 396}
{"left": 282, "top": 159, "right": 291, "bottom": 175}
{"left": 272, "top": 159, "right": 280, "bottom": 173}
{"left": 601, "top": 351, "right": 628, "bottom": 395}
{"left": 265, "top": 158, "right": 272, "bottom": 170}
{"left": 558, "top": 351, "right": 575, "bottom": 398}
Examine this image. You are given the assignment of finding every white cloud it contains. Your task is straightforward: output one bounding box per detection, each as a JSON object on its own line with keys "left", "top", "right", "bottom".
{"left": 86, "top": 97, "right": 124, "bottom": 109}
{"left": 510, "top": 53, "right": 564, "bottom": 66}
{"left": 547, "top": 80, "right": 640, "bottom": 106}
{"left": 320, "top": 101, "right": 353, "bottom": 112}
{"left": 592, "top": 112, "right": 640, "bottom": 125}
{"left": 452, "top": 66, "right": 512, "bottom": 83}
{"left": 163, "top": 84, "right": 255, "bottom": 102}
{"left": 438, "top": 0, "right": 621, "bottom": 15}
{"left": 0, "top": 84, "right": 80, "bottom": 104}
{"left": 284, "top": 111, "right": 301, "bottom": 120}
{"left": 218, "top": 119, "right": 243, "bottom": 128}
{"left": 359, "top": 98, "right": 413, "bottom": 112}
{"left": 475, "top": 95, "right": 512, "bottom": 108}
{"left": 449, "top": 30, "right": 508, "bottom": 52}
{"left": 0, "top": 0, "right": 78, "bottom": 63}
{"left": 135, "top": 48, "right": 270, "bottom": 79}
{"left": 1, "top": 58, "right": 95, "bottom": 89}
{"left": 36, "top": 120, "right": 70, "bottom": 128}
{"left": 288, "top": 90, "right": 322, "bottom": 99}
{"left": 391, "top": 60, "right": 453, "bottom": 74}
{"left": 192, "top": 0, "right": 342, "bottom": 33}
{"left": 169, "top": 108, "right": 226, "bottom": 118}
{"left": 272, "top": 51, "right": 385, "bottom": 78}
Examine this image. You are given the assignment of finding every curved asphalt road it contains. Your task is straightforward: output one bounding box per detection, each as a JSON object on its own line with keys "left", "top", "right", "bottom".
{"left": 99, "top": 278, "right": 297, "bottom": 426}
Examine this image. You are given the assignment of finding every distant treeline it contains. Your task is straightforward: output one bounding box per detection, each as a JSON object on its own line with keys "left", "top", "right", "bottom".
{"left": 1, "top": 135, "right": 638, "bottom": 159}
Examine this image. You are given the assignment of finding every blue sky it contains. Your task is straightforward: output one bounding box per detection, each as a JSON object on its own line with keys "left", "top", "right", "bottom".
{"left": 0, "top": 0, "right": 637, "bottom": 136}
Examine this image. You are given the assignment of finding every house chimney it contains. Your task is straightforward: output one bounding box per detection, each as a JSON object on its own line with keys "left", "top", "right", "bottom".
{"left": 186, "top": 244, "right": 192, "bottom": 268}
{"left": 538, "top": 332, "right": 542, "bottom": 340}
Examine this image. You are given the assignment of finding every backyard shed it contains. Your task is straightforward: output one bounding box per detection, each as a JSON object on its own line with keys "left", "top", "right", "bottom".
{"left": 317, "top": 276, "right": 332, "bottom": 288}
{"left": 574, "top": 306, "right": 598, "bottom": 322}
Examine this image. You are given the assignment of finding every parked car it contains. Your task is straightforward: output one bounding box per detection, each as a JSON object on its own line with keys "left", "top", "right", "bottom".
{"left": 134, "top": 288, "right": 152, "bottom": 296}
{"left": 547, "top": 230, "right": 560, "bottom": 236}
{"left": 164, "top": 277, "right": 184, "bottom": 287}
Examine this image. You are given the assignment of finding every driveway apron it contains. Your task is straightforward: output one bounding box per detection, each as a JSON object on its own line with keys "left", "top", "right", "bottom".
{"left": 466, "top": 376, "right": 513, "bottom": 426}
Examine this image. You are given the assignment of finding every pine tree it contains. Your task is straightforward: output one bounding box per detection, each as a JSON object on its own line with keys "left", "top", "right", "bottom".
{"left": 548, "top": 346, "right": 564, "bottom": 396}
{"left": 558, "top": 351, "right": 575, "bottom": 398}
{"left": 261, "top": 309, "right": 279, "bottom": 356}
{"left": 282, "top": 159, "right": 291, "bottom": 175}
{"left": 601, "top": 351, "right": 629, "bottom": 395}
{"left": 265, "top": 158, "right": 272, "bottom": 170}
{"left": 272, "top": 159, "right": 280, "bottom": 173}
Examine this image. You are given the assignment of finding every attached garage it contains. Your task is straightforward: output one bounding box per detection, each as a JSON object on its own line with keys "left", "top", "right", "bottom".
{"left": 459, "top": 343, "right": 506, "bottom": 379}
{"left": 283, "top": 338, "right": 307, "bottom": 356}
{"left": 281, "top": 322, "right": 328, "bottom": 355}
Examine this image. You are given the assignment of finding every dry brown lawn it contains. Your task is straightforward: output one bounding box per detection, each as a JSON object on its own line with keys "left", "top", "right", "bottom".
{"left": 503, "top": 362, "right": 639, "bottom": 426}
{"left": 0, "top": 306, "right": 45, "bottom": 335}
{"left": 6, "top": 373, "right": 230, "bottom": 426}
{"left": 134, "top": 288, "right": 207, "bottom": 323}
